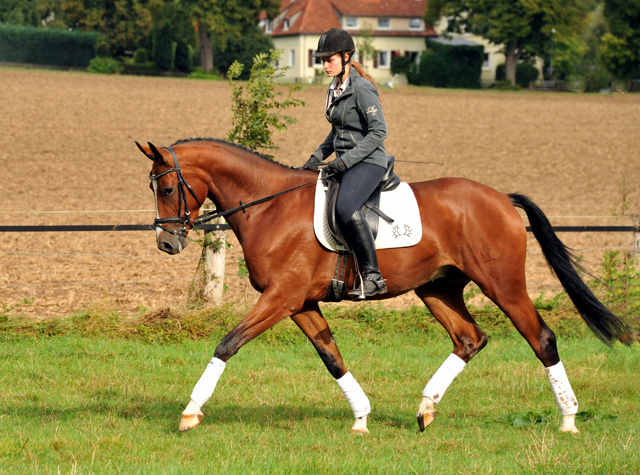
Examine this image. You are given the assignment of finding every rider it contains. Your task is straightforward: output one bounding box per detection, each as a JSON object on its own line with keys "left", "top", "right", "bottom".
{"left": 303, "top": 28, "right": 389, "bottom": 298}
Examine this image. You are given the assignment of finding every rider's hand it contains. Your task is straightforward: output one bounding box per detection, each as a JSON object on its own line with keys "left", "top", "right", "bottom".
{"left": 303, "top": 156, "right": 322, "bottom": 171}
{"left": 326, "top": 158, "right": 347, "bottom": 176}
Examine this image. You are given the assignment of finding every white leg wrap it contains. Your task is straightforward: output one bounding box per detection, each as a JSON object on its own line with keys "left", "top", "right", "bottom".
{"left": 422, "top": 354, "right": 466, "bottom": 404}
{"left": 546, "top": 361, "right": 579, "bottom": 416}
{"left": 190, "top": 357, "right": 226, "bottom": 409}
{"left": 336, "top": 372, "right": 371, "bottom": 419}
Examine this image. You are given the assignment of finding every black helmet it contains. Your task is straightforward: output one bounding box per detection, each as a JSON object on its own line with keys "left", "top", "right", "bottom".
{"left": 312, "top": 28, "right": 355, "bottom": 57}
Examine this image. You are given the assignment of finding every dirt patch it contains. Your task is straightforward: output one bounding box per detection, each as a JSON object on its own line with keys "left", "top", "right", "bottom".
{"left": 1, "top": 68, "right": 639, "bottom": 318}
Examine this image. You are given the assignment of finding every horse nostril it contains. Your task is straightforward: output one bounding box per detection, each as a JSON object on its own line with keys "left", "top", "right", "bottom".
{"left": 160, "top": 241, "right": 174, "bottom": 253}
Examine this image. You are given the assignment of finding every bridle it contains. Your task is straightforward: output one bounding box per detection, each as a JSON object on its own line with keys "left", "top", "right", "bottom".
{"left": 149, "top": 146, "right": 203, "bottom": 235}
{"left": 149, "top": 145, "right": 322, "bottom": 237}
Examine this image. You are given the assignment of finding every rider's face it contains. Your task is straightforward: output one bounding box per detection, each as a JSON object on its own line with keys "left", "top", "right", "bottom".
{"left": 322, "top": 53, "right": 349, "bottom": 77}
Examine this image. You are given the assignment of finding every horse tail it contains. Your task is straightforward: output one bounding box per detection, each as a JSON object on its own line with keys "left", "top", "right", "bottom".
{"left": 509, "top": 193, "right": 630, "bottom": 346}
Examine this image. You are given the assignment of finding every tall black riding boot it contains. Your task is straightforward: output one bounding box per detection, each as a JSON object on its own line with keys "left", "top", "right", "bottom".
{"left": 341, "top": 211, "right": 388, "bottom": 299}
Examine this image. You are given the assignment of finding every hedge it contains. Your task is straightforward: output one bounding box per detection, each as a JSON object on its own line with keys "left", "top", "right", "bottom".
{"left": 0, "top": 23, "right": 99, "bottom": 67}
{"left": 407, "top": 39, "right": 483, "bottom": 89}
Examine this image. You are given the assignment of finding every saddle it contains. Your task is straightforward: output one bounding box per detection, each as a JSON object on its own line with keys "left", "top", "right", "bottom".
{"left": 323, "top": 156, "right": 401, "bottom": 247}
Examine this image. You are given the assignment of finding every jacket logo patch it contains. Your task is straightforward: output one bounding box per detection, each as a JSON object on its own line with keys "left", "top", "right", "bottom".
{"left": 366, "top": 105, "right": 379, "bottom": 116}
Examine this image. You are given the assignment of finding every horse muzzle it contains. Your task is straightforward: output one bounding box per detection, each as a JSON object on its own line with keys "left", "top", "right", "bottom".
{"left": 156, "top": 228, "right": 189, "bottom": 254}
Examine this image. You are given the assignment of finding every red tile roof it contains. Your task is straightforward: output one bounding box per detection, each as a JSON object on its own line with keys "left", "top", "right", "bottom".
{"left": 263, "top": 0, "right": 436, "bottom": 37}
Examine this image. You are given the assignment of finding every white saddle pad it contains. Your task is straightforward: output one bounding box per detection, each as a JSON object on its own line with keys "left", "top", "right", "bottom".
{"left": 313, "top": 176, "right": 422, "bottom": 252}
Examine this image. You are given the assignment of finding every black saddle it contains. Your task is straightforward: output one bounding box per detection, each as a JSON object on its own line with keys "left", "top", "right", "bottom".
{"left": 323, "top": 155, "right": 401, "bottom": 248}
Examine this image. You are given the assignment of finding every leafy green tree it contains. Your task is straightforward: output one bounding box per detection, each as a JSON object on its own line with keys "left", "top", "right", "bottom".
{"left": 226, "top": 49, "right": 305, "bottom": 156}
{"left": 600, "top": 0, "right": 640, "bottom": 79}
{"left": 424, "top": 0, "right": 586, "bottom": 85}
{"left": 213, "top": 23, "right": 273, "bottom": 79}
{"left": 1, "top": 0, "right": 39, "bottom": 26}
{"left": 187, "top": 0, "right": 280, "bottom": 72}
{"left": 62, "top": 0, "right": 160, "bottom": 56}
{"left": 355, "top": 23, "right": 378, "bottom": 70}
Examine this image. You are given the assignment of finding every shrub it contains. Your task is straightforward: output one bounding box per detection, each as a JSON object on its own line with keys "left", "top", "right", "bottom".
{"left": 133, "top": 48, "right": 149, "bottom": 64}
{"left": 226, "top": 49, "right": 306, "bottom": 156}
{"left": 496, "top": 62, "right": 541, "bottom": 88}
{"left": 408, "top": 39, "right": 483, "bottom": 89}
{"left": 391, "top": 55, "right": 412, "bottom": 76}
{"left": 87, "top": 57, "right": 123, "bottom": 75}
{"left": 0, "top": 23, "right": 98, "bottom": 67}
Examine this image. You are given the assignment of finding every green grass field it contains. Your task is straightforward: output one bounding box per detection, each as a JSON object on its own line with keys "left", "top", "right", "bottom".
{"left": 1, "top": 309, "right": 638, "bottom": 474}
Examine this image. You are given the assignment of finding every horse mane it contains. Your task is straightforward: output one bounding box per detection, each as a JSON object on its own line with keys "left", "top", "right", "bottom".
{"left": 171, "top": 137, "right": 298, "bottom": 170}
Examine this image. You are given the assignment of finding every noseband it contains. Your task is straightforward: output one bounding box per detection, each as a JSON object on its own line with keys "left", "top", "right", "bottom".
{"left": 149, "top": 146, "right": 203, "bottom": 236}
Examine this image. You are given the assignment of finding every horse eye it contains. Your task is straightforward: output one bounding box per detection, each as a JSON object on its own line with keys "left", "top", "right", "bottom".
{"left": 161, "top": 187, "right": 174, "bottom": 197}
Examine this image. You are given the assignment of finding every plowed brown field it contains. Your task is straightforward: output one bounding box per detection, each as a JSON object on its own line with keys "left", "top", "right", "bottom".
{"left": 1, "top": 68, "right": 639, "bottom": 318}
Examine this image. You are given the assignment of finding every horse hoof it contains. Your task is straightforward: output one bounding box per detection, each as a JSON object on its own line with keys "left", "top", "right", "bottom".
{"left": 351, "top": 427, "right": 370, "bottom": 435}
{"left": 417, "top": 410, "right": 437, "bottom": 432}
{"left": 559, "top": 414, "right": 580, "bottom": 434}
{"left": 179, "top": 414, "right": 204, "bottom": 432}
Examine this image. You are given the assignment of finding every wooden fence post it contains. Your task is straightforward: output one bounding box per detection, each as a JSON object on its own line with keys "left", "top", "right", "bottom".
{"left": 631, "top": 214, "right": 640, "bottom": 256}
{"left": 202, "top": 203, "right": 226, "bottom": 305}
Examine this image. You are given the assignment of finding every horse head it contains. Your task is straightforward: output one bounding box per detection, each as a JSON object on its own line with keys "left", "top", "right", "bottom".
{"left": 136, "top": 141, "right": 205, "bottom": 255}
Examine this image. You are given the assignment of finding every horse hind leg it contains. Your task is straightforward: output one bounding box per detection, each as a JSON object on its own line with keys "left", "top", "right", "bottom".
{"left": 414, "top": 278, "right": 488, "bottom": 431}
{"left": 291, "top": 303, "right": 370, "bottom": 434}
{"left": 479, "top": 277, "right": 580, "bottom": 433}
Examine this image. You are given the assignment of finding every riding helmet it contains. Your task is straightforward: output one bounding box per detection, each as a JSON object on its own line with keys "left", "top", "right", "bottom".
{"left": 312, "top": 28, "right": 355, "bottom": 57}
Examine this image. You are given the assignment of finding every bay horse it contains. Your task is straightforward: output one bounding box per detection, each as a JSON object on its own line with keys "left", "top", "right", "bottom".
{"left": 136, "top": 138, "right": 629, "bottom": 434}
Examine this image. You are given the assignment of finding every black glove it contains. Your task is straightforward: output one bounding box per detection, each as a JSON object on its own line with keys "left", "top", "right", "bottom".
{"left": 325, "top": 158, "right": 347, "bottom": 176}
{"left": 303, "top": 156, "right": 321, "bottom": 170}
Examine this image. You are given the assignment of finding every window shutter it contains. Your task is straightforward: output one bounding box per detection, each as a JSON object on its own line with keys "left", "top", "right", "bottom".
{"left": 309, "top": 50, "right": 313, "bottom": 67}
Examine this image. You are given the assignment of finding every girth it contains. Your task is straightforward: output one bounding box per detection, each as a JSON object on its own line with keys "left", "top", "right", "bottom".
{"left": 323, "top": 155, "right": 401, "bottom": 248}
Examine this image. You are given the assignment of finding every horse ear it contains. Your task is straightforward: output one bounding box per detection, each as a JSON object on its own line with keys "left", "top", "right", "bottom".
{"left": 147, "top": 142, "right": 164, "bottom": 161}
{"left": 135, "top": 141, "right": 155, "bottom": 161}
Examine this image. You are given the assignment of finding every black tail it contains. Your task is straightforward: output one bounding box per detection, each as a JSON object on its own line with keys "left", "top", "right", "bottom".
{"left": 509, "top": 193, "right": 630, "bottom": 346}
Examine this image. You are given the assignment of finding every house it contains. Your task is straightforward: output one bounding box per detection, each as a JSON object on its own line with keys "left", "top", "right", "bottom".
{"left": 259, "top": 0, "right": 437, "bottom": 83}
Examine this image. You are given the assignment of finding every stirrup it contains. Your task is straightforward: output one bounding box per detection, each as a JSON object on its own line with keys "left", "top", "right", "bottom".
{"left": 348, "top": 273, "right": 388, "bottom": 299}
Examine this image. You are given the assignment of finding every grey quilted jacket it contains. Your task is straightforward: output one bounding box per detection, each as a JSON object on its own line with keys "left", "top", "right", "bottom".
{"left": 311, "top": 69, "right": 388, "bottom": 169}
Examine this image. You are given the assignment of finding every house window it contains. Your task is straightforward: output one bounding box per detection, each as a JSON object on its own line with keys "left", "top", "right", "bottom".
{"left": 283, "top": 18, "right": 290, "bottom": 31}
{"left": 263, "top": 19, "right": 272, "bottom": 34}
{"left": 309, "top": 50, "right": 323, "bottom": 67}
{"left": 290, "top": 49, "right": 295, "bottom": 67}
{"left": 409, "top": 18, "right": 422, "bottom": 30}
{"left": 378, "top": 18, "right": 391, "bottom": 30}
{"left": 345, "top": 17, "right": 358, "bottom": 29}
{"left": 483, "top": 52, "right": 491, "bottom": 69}
{"left": 377, "top": 51, "right": 390, "bottom": 68}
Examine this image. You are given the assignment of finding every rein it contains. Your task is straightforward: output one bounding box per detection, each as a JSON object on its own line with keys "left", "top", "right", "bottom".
{"left": 150, "top": 146, "right": 322, "bottom": 236}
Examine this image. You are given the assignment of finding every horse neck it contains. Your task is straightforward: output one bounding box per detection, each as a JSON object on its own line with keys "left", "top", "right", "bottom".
{"left": 195, "top": 142, "right": 304, "bottom": 226}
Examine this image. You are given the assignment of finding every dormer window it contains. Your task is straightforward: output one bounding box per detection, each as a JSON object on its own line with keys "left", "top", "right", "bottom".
{"left": 264, "top": 19, "right": 273, "bottom": 33}
{"left": 409, "top": 18, "right": 422, "bottom": 30}
{"left": 378, "top": 18, "right": 391, "bottom": 30}
{"left": 283, "top": 18, "right": 290, "bottom": 31}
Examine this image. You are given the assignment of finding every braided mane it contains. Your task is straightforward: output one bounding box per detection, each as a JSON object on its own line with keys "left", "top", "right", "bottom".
{"left": 171, "top": 137, "right": 297, "bottom": 170}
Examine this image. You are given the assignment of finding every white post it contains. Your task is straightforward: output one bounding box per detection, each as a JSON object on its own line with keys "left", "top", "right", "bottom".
{"left": 202, "top": 203, "right": 226, "bottom": 305}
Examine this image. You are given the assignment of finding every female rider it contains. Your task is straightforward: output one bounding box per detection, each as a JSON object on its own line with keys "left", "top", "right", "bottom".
{"left": 303, "top": 28, "right": 389, "bottom": 298}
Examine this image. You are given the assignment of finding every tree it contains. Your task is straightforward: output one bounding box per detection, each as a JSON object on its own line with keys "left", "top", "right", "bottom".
{"left": 227, "top": 49, "right": 305, "bottom": 156}
{"left": 187, "top": 0, "right": 280, "bottom": 72}
{"left": 600, "top": 0, "right": 640, "bottom": 79}
{"left": 355, "top": 23, "right": 378, "bottom": 69}
{"left": 213, "top": 23, "right": 273, "bottom": 79}
{"left": 62, "top": 0, "right": 160, "bottom": 56}
{"left": 424, "top": 0, "right": 586, "bottom": 85}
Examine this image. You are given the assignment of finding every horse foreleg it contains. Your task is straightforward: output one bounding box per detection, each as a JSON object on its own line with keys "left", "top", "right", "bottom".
{"left": 291, "top": 304, "right": 371, "bottom": 434}
{"left": 179, "top": 290, "right": 299, "bottom": 432}
{"left": 415, "top": 282, "right": 487, "bottom": 431}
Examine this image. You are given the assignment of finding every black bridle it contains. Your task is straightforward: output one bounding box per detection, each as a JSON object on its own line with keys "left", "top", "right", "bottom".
{"left": 149, "top": 146, "right": 203, "bottom": 235}
{"left": 149, "top": 146, "right": 321, "bottom": 237}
